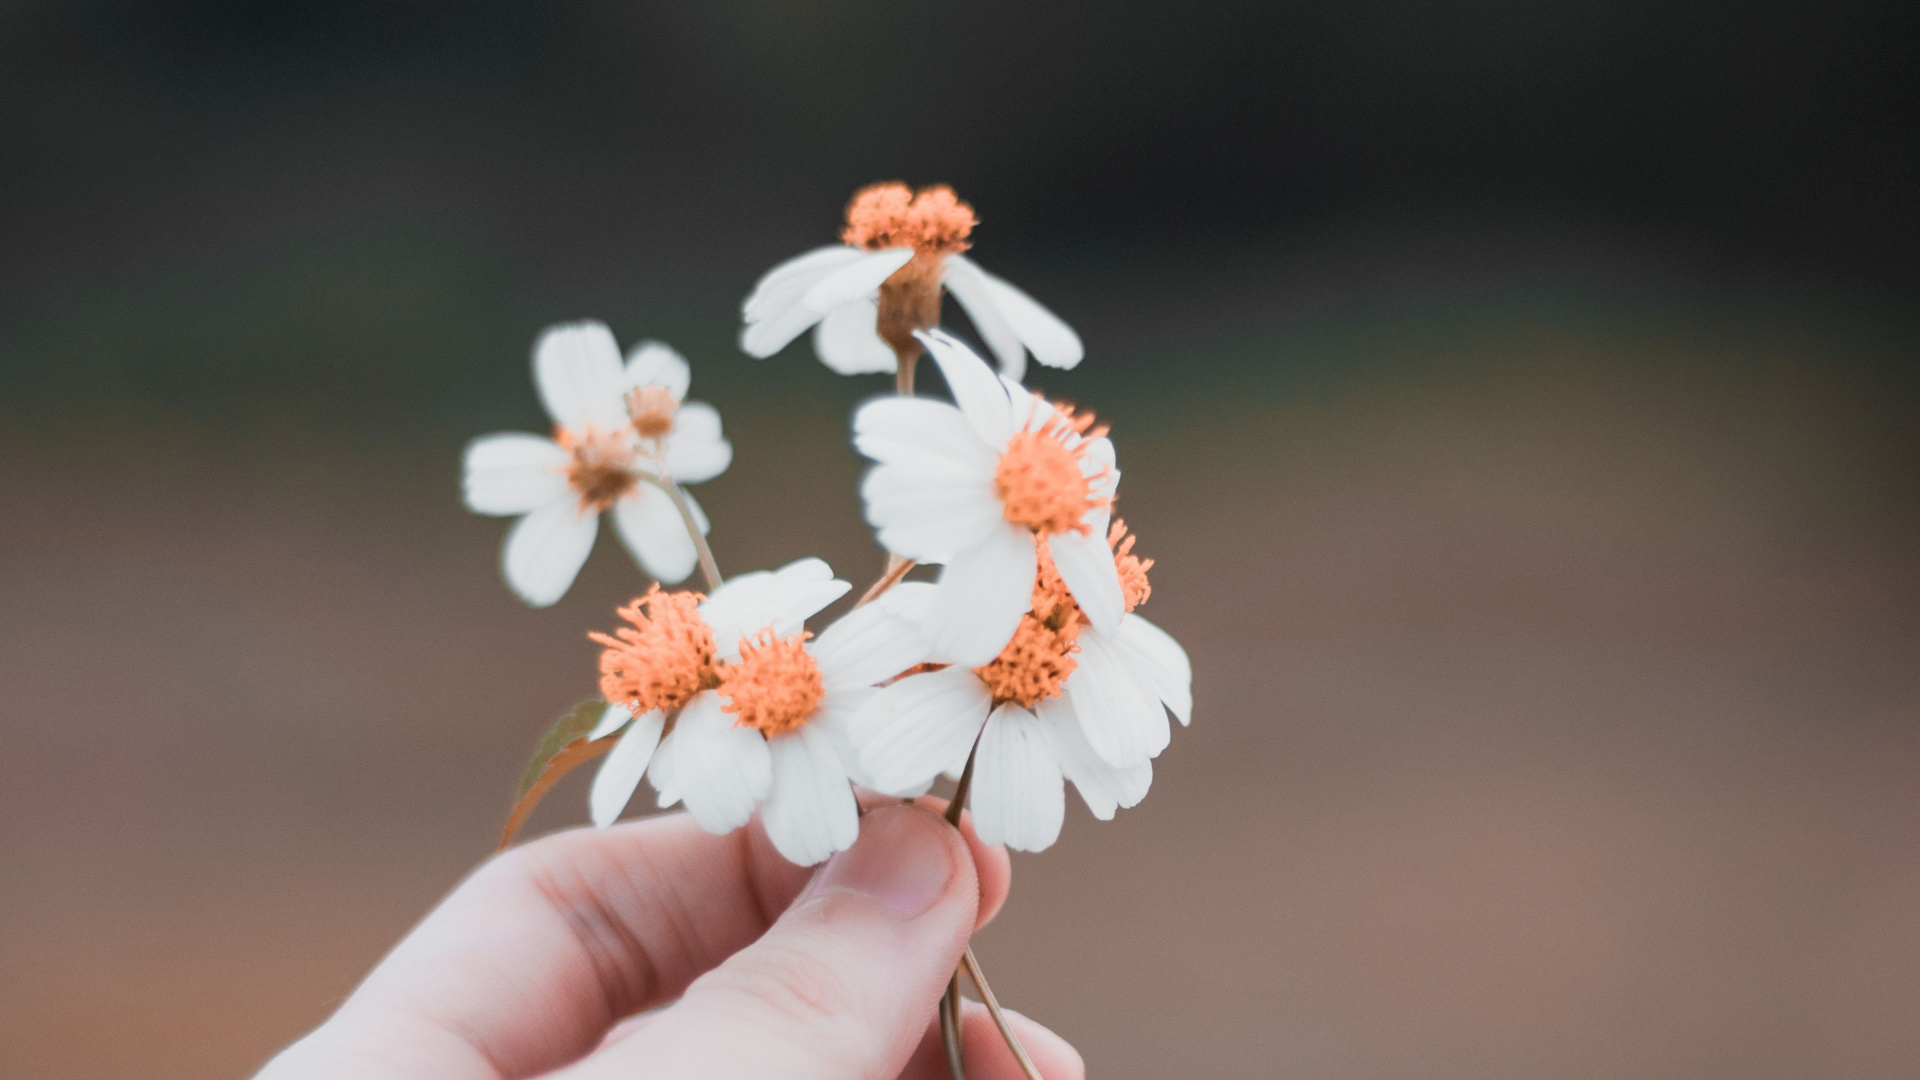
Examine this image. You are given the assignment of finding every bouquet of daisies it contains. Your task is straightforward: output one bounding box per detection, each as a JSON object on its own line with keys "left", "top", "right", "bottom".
{"left": 464, "top": 183, "right": 1191, "bottom": 1078}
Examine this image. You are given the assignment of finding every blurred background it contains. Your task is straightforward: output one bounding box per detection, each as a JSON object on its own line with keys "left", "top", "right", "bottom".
{"left": 2, "top": 1, "right": 1917, "bottom": 1077}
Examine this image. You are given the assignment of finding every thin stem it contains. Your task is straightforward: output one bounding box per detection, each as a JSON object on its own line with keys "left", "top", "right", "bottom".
{"left": 642, "top": 473, "right": 722, "bottom": 592}
{"left": 895, "top": 349, "right": 919, "bottom": 395}
{"left": 935, "top": 749, "right": 1044, "bottom": 1079}
{"left": 944, "top": 742, "right": 978, "bottom": 828}
{"left": 940, "top": 970, "right": 967, "bottom": 1080}
{"left": 961, "top": 947, "right": 1044, "bottom": 1080}
{"left": 937, "top": 741, "right": 986, "bottom": 1079}
{"left": 854, "top": 555, "right": 916, "bottom": 609}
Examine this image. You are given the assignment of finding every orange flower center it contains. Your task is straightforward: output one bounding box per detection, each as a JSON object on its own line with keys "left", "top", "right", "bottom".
{"left": 995, "top": 405, "right": 1111, "bottom": 536}
{"left": 589, "top": 586, "right": 719, "bottom": 715}
{"left": 841, "top": 182, "right": 976, "bottom": 254}
{"left": 973, "top": 520, "right": 1155, "bottom": 707}
{"left": 626, "top": 385, "right": 678, "bottom": 440}
{"left": 719, "top": 630, "right": 825, "bottom": 737}
{"left": 557, "top": 424, "right": 638, "bottom": 513}
{"left": 974, "top": 546, "right": 1082, "bottom": 707}
{"left": 842, "top": 183, "right": 977, "bottom": 362}
{"left": 1111, "top": 519, "right": 1153, "bottom": 612}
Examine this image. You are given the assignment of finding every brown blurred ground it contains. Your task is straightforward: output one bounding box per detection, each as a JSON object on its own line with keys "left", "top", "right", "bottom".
{"left": 2, "top": 310, "right": 1917, "bottom": 1079}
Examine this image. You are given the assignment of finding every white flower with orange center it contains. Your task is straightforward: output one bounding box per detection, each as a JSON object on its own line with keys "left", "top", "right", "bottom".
{"left": 853, "top": 329, "right": 1124, "bottom": 667}
{"left": 850, "top": 523, "right": 1191, "bottom": 852}
{"left": 461, "top": 322, "right": 733, "bottom": 605}
{"left": 740, "top": 182, "right": 1083, "bottom": 380}
{"left": 585, "top": 559, "right": 934, "bottom": 866}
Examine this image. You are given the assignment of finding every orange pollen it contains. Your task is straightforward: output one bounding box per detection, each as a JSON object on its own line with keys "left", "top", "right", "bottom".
{"left": 1109, "top": 519, "right": 1154, "bottom": 612}
{"left": 841, "top": 182, "right": 976, "bottom": 255}
{"left": 626, "top": 385, "right": 678, "bottom": 440}
{"left": 974, "top": 546, "right": 1081, "bottom": 707}
{"left": 995, "top": 407, "right": 1110, "bottom": 536}
{"left": 719, "top": 630, "right": 825, "bottom": 737}
{"left": 589, "top": 586, "right": 719, "bottom": 715}
{"left": 556, "top": 424, "right": 638, "bottom": 513}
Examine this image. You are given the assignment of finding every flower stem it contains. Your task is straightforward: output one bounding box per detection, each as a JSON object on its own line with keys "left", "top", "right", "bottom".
{"left": 940, "top": 970, "right": 967, "bottom": 1080}
{"left": 853, "top": 555, "right": 916, "bottom": 609}
{"left": 938, "top": 744, "right": 1044, "bottom": 1079}
{"left": 961, "top": 946, "right": 1044, "bottom": 1080}
{"left": 642, "top": 474, "right": 722, "bottom": 592}
{"left": 895, "top": 349, "right": 919, "bottom": 395}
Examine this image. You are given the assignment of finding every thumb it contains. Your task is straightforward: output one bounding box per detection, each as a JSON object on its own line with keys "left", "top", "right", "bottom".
{"left": 557, "top": 802, "right": 979, "bottom": 1080}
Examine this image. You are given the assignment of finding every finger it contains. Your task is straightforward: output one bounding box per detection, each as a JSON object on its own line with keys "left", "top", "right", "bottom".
{"left": 897, "top": 1002, "right": 1086, "bottom": 1080}
{"left": 259, "top": 807, "right": 1010, "bottom": 1080}
{"left": 555, "top": 802, "right": 980, "bottom": 1080}
{"left": 872, "top": 790, "right": 1012, "bottom": 928}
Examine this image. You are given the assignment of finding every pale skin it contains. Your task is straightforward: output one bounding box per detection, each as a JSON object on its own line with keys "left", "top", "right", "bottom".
{"left": 255, "top": 799, "right": 1083, "bottom": 1080}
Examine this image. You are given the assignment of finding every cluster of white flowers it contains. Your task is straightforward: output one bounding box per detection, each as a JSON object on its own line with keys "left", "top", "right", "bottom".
{"left": 467, "top": 183, "right": 1190, "bottom": 868}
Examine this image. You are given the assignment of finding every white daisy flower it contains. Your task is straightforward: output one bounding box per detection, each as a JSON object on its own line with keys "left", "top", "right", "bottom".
{"left": 740, "top": 182, "right": 1083, "bottom": 381}
{"left": 850, "top": 524, "right": 1191, "bottom": 852}
{"left": 585, "top": 559, "right": 934, "bottom": 865}
{"left": 853, "top": 329, "right": 1124, "bottom": 667}
{"left": 461, "top": 322, "right": 733, "bottom": 606}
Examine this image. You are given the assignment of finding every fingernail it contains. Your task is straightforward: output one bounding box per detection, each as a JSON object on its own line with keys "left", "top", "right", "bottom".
{"left": 814, "top": 804, "right": 955, "bottom": 918}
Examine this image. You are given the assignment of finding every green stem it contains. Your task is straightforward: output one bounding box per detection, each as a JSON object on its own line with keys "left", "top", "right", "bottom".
{"left": 641, "top": 473, "right": 722, "bottom": 592}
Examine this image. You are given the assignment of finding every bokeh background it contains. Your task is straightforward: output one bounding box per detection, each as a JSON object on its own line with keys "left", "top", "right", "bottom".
{"left": 3, "top": 2, "right": 1918, "bottom": 1077}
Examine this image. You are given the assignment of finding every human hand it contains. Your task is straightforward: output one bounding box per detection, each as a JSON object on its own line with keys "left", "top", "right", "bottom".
{"left": 255, "top": 800, "right": 1083, "bottom": 1080}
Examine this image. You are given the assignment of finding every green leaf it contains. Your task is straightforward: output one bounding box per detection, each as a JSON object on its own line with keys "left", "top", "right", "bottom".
{"left": 499, "top": 699, "right": 621, "bottom": 849}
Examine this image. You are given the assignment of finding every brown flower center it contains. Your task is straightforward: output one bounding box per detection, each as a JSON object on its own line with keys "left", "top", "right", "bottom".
{"left": 627, "top": 385, "right": 678, "bottom": 440}
{"left": 557, "top": 424, "right": 638, "bottom": 513}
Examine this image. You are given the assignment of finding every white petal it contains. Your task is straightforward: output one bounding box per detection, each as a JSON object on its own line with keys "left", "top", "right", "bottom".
{"left": 623, "top": 340, "right": 692, "bottom": 400}
{"left": 965, "top": 259, "right": 1084, "bottom": 370}
{"left": 1064, "top": 624, "right": 1170, "bottom": 768}
{"left": 663, "top": 402, "right": 733, "bottom": 484}
{"left": 741, "top": 302, "right": 828, "bottom": 359}
{"left": 1037, "top": 692, "right": 1150, "bottom": 819}
{"left": 502, "top": 496, "right": 598, "bottom": 607}
{"left": 852, "top": 397, "right": 998, "bottom": 470}
{"left": 1115, "top": 613, "right": 1193, "bottom": 725}
{"left": 534, "top": 321, "right": 629, "bottom": 431}
{"left": 851, "top": 666, "right": 992, "bottom": 795}
{"left": 648, "top": 729, "right": 680, "bottom": 808}
{"left": 761, "top": 726, "right": 860, "bottom": 865}
{"left": 589, "top": 709, "right": 666, "bottom": 828}
{"left": 462, "top": 433, "right": 567, "bottom": 516}
{"left": 1049, "top": 527, "right": 1126, "bottom": 633}
{"left": 668, "top": 692, "right": 772, "bottom": 834}
{"left": 587, "top": 702, "right": 633, "bottom": 741}
{"left": 925, "top": 524, "right": 1037, "bottom": 666}
{"left": 700, "top": 558, "right": 848, "bottom": 659}
{"left": 874, "top": 580, "right": 938, "bottom": 626}
{"left": 970, "top": 704, "right": 1065, "bottom": 852}
{"left": 743, "top": 245, "right": 866, "bottom": 322}
{"left": 919, "top": 330, "right": 1015, "bottom": 447}
{"left": 942, "top": 254, "right": 1028, "bottom": 381}
{"left": 802, "top": 248, "right": 914, "bottom": 312}
{"left": 860, "top": 458, "right": 1006, "bottom": 564}
{"left": 809, "top": 686, "right": 919, "bottom": 793}
{"left": 811, "top": 598, "right": 933, "bottom": 689}
{"left": 813, "top": 298, "right": 899, "bottom": 375}
{"left": 1082, "top": 436, "right": 1119, "bottom": 507}
{"left": 613, "top": 485, "right": 698, "bottom": 585}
